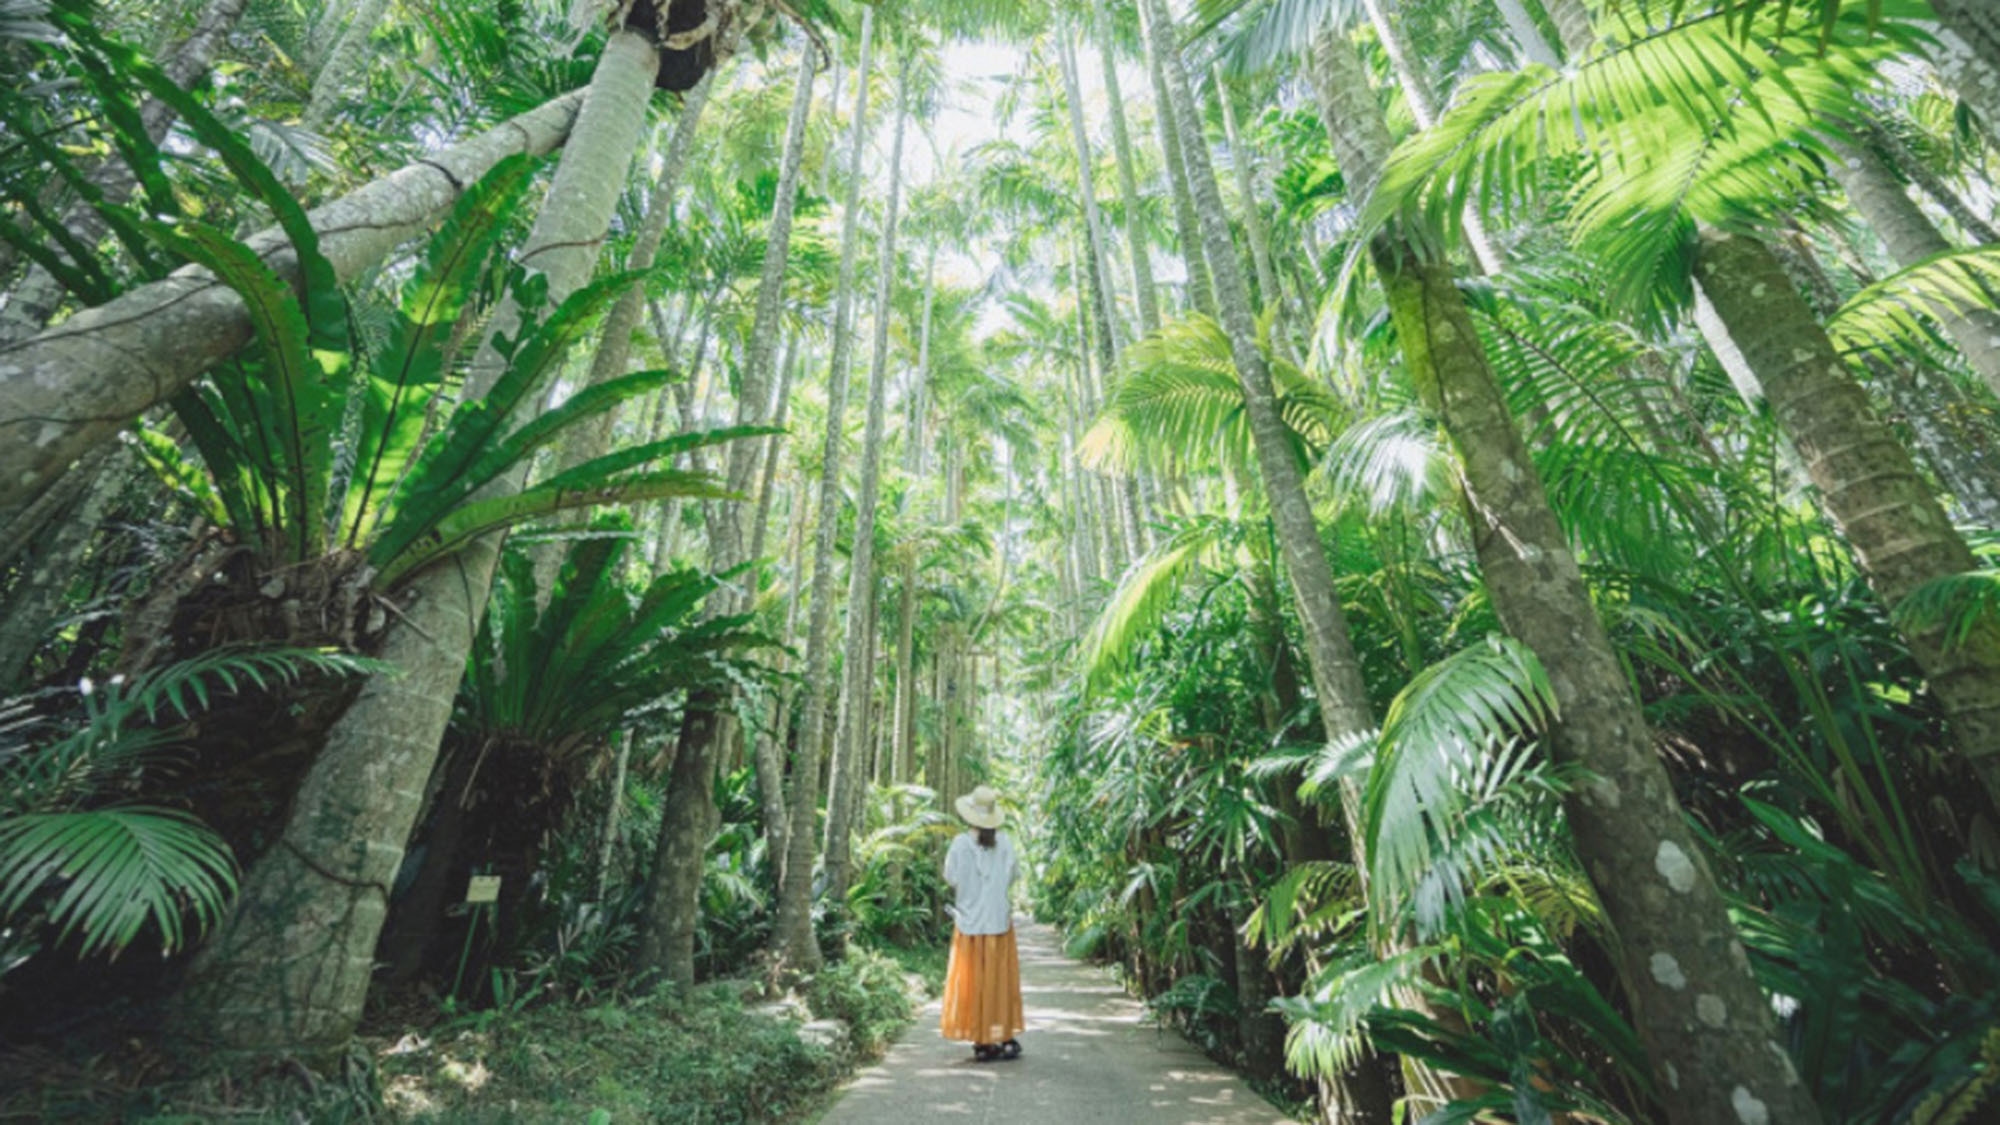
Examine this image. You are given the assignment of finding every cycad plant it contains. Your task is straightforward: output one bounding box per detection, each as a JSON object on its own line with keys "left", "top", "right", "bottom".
{"left": 381, "top": 524, "right": 773, "bottom": 985}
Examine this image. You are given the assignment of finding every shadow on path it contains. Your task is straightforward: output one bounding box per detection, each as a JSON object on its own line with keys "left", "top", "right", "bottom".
{"left": 817, "top": 920, "right": 1291, "bottom": 1124}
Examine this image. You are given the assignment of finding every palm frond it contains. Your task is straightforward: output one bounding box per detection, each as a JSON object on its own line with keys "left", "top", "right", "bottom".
{"left": 0, "top": 808, "right": 236, "bottom": 960}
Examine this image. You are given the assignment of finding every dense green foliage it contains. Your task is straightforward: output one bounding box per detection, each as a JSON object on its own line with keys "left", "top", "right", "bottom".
{"left": 7, "top": 0, "right": 2000, "bottom": 1121}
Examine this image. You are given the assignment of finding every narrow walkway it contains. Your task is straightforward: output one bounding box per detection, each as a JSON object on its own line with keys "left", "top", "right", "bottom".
{"left": 818, "top": 921, "right": 1293, "bottom": 1124}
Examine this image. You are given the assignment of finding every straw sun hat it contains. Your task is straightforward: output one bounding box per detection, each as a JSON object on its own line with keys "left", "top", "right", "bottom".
{"left": 955, "top": 785, "right": 1005, "bottom": 830}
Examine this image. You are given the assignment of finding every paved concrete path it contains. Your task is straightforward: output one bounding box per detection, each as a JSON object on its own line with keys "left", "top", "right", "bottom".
{"left": 818, "top": 920, "right": 1293, "bottom": 1124}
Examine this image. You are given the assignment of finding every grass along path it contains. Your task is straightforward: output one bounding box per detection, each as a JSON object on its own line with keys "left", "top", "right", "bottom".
{"left": 816, "top": 921, "right": 1293, "bottom": 1124}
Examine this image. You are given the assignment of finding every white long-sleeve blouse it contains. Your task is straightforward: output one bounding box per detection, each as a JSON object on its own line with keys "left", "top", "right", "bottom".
{"left": 943, "top": 830, "right": 1018, "bottom": 935}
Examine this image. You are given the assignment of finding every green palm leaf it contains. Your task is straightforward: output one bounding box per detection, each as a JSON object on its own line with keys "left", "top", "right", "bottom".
{"left": 0, "top": 808, "right": 236, "bottom": 960}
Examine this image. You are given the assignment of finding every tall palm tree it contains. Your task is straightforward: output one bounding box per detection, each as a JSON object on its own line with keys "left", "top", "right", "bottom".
{"left": 773, "top": 4, "right": 876, "bottom": 973}
{"left": 1302, "top": 14, "right": 1823, "bottom": 1122}
{"left": 637, "top": 41, "right": 819, "bottom": 986}
{"left": 174, "top": 17, "right": 671, "bottom": 1057}
{"left": 1138, "top": 0, "right": 1405, "bottom": 1116}
{"left": 823, "top": 40, "right": 915, "bottom": 911}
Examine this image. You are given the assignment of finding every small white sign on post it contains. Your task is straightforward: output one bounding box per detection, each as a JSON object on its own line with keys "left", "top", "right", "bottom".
{"left": 465, "top": 875, "right": 502, "bottom": 904}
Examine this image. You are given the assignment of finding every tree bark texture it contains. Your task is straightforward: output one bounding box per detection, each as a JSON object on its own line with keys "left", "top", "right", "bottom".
{"left": 1696, "top": 228, "right": 2000, "bottom": 813}
{"left": 1829, "top": 137, "right": 2000, "bottom": 400}
{"left": 1377, "top": 236, "right": 1823, "bottom": 1125}
{"left": 1931, "top": 0, "right": 2000, "bottom": 151}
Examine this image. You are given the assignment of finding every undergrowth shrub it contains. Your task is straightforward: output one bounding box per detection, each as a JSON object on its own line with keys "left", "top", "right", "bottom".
{"left": 805, "top": 947, "right": 916, "bottom": 1055}
{"left": 376, "top": 982, "right": 846, "bottom": 1123}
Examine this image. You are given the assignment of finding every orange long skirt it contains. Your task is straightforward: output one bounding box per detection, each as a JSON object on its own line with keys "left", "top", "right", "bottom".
{"left": 939, "top": 926, "right": 1025, "bottom": 1043}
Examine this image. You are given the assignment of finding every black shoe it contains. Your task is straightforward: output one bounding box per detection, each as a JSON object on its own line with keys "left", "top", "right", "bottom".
{"left": 973, "top": 1043, "right": 1000, "bottom": 1062}
{"left": 999, "top": 1038, "right": 1022, "bottom": 1060}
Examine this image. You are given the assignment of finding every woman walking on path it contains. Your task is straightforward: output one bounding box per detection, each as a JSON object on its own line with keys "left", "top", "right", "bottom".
{"left": 940, "top": 785, "right": 1025, "bottom": 1062}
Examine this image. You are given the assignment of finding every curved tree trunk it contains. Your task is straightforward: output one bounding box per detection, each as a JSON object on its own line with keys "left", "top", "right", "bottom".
{"left": 1380, "top": 234, "right": 1824, "bottom": 1125}
{"left": 823, "top": 51, "right": 909, "bottom": 910}
{"left": 773, "top": 10, "right": 874, "bottom": 972}
{"left": 637, "top": 46, "right": 819, "bottom": 986}
{"left": 1303, "top": 10, "right": 1824, "bottom": 1118}
{"left": 555, "top": 69, "right": 719, "bottom": 471}
{"left": 172, "top": 31, "right": 659, "bottom": 1059}
{"left": 0, "top": 89, "right": 588, "bottom": 529}
{"left": 530, "top": 68, "right": 719, "bottom": 595}
{"left": 1697, "top": 228, "right": 2000, "bottom": 814}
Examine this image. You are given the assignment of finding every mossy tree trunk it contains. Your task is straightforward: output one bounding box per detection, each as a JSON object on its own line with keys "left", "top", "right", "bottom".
{"left": 1696, "top": 228, "right": 2000, "bottom": 815}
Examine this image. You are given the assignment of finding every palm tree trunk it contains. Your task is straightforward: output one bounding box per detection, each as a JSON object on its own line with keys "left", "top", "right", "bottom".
{"left": 637, "top": 45, "right": 819, "bottom": 986}
{"left": 0, "top": 89, "right": 588, "bottom": 528}
{"left": 1540, "top": 0, "right": 1594, "bottom": 59}
{"left": 1775, "top": 226, "right": 2000, "bottom": 524}
{"left": 891, "top": 247, "right": 937, "bottom": 788}
{"left": 1212, "top": 67, "right": 1281, "bottom": 323}
{"left": 593, "top": 729, "right": 635, "bottom": 900}
{"left": 1861, "top": 117, "right": 1998, "bottom": 245}
{"left": 1830, "top": 137, "right": 2000, "bottom": 398}
{"left": 772, "top": 10, "right": 873, "bottom": 972}
{"left": 1931, "top": 0, "right": 2000, "bottom": 149}
{"left": 1142, "top": 5, "right": 1399, "bottom": 1116}
{"left": 174, "top": 29, "right": 660, "bottom": 1058}
{"left": 1697, "top": 228, "right": 2000, "bottom": 811}
{"left": 1137, "top": 0, "right": 1214, "bottom": 318}
{"left": 555, "top": 69, "right": 719, "bottom": 471}
{"left": 301, "top": 0, "right": 392, "bottom": 128}
{"left": 759, "top": 457, "right": 813, "bottom": 889}
{"left": 823, "top": 47, "right": 909, "bottom": 910}
{"left": 1492, "top": 0, "right": 1561, "bottom": 66}
{"left": 1093, "top": 0, "right": 1160, "bottom": 335}
{"left": 1058, "top": 38, "right": 1147, "bottom": 560}
{"left": 1299, "top": 8, "right": 1824, "bottom": 1114}
{"left": 1379, "top": 234, "right": 1824, "bottom": 1125}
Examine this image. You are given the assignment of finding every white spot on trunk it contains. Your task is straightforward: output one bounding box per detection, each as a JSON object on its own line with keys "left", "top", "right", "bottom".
{"left": 36, "top": 422, "right": 65, "bottom": 447}
{"left": 1697, "top": 994, "right": 1727, "bottom": 1027}
{"left": 1655, "top": 840, "right": 1697, "bottom": 893}
{"left": 1585, "top": 777, "right": 1621, "bottom": 809}
{"left": 1751, "top": 282, "right": 1768, "bottom": 299}
{"left": 1732, "top": 1086, "right": 1769, "bottom": 1125}
{"left": 1649, "top": 952, "right": 1687, "bottom": 990}
{"left": 1663, "top": 1062, "right": 1679, "bottom": 1089}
